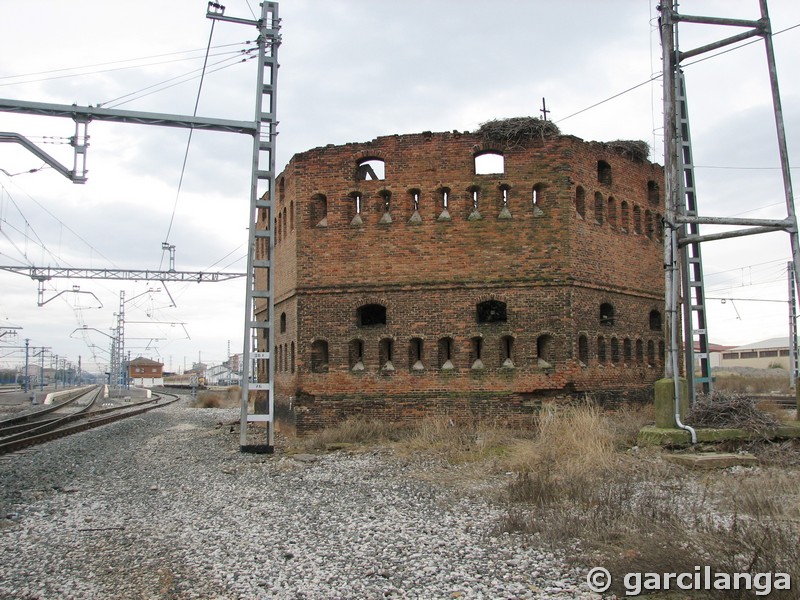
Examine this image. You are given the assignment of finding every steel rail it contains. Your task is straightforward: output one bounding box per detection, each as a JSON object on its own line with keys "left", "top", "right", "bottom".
{"left": 0, "top": 392, "right": 179, "bottom": 454}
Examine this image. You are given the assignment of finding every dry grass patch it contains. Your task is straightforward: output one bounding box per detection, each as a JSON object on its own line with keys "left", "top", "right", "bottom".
{"left": 399, "top": 417, "right": 519, "bottom": 464}
{"left": 192, "top": 386, "right": 240, "bottom": 409}
{"left": 498, "top": 403, "right": 800, "bottom": 599}
{"left": 713, "top": 371, "right": 791, "bottom": 395}
{"left": 296, "top": 417, "right": 408, "bottom": 452}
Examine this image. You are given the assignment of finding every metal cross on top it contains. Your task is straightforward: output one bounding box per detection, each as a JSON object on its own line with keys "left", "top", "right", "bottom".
{"left": 540, "top": 97, "right": 550, "bottom": 121}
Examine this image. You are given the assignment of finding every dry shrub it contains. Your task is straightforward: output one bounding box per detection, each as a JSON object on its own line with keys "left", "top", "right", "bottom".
{"left": 713, "top": 371, "right": 791, "bottom": 395}
{"left": 400, "top": 417, "right": 516, "bottom": 463}
{"left": 506, "top": 403, "right": 618, "bottom": 477}
{"left": 686, "top": 390, "right": 781, "bottom": 436}
{"left": 499, "top": 404, "right": 800, "bottom": 599}
{"left": 193, "top": 386, "right": 240, "bottom": 409}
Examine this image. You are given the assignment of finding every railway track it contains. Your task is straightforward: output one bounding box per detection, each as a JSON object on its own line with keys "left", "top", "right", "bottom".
{"left": 0, "top": 388, "right": 180, "bottom": 454}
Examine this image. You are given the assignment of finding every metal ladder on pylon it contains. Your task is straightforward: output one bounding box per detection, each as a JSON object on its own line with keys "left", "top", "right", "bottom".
{"left": 676, "top": 71, "right": 713, "bottom": 400}
{"left": 236, "top": 2, "right": 280, "bottom": 453}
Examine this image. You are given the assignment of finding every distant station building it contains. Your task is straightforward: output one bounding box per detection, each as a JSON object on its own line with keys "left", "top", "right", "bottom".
{"left": 259, "top": 118, "right": 667, "bottom": 432}
{"left": 720, "top": 337, "right": 792, "bottom": 370}
{"left": 128, "top": 357, "right": 164, "bottom": 388}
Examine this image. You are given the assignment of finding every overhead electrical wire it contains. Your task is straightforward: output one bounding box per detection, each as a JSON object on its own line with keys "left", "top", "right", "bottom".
{"left": 0, "top": 42, "right": 254, "bottom": 88}
{"left": 0, "top": 179, "right": 118, "bottom": 269}
{"left": 556, "top": 22, "right": 799, "bottom": 125}
{"left": 160, "top": 20, "right": 218, "bottom": 269}
{"left": 100, "top": 49, "right": 257, "bottom": 108}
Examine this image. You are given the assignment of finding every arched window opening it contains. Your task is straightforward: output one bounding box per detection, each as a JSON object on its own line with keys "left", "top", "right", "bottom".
{"left": 623, "top": 338, "right": 632, "bottom": 364}
{"left": 648, "top": 180, "right": 660, "bottom": 205}
{"left": 275, "top": 345, "right": 280, "bottom": 373}
{"left": 598, "top": 160, "right": 612, "bottom": 185}
{"left": 438, "top": 337, "right": 455, "bottom": 370}
{"left": 275, "top": 216, "right": 281, "bottom": 244}
{"left": 501, "top": 335, "right": 515, "bottom": 368}
{"left": 474, "top": 151, "right": 504, "bottom": 175}
{"left": 594, "top": 192, "right": 604, "bottom": 225}
{"left": 477, "top": 300, "right": 507, "bottom": 323}
{"left": 378, "top": 190, "right": 392, "bottom": 225}
{"left": 283, "top": 343, "right": 289, "bottom": 372}
{"left": 349, "top": 191, "right": 363, "bottom": 227}
{"left": 356, "top": 158, "right": 385, "bottom": 181}
{"left": 499, "top": 185, "right": 512, "bottom": 219}
{"left": 645, "top": 210, "right": 654, "bottom": 239}
{"left": 278, "top": 177, "right": 285, "bottom": 202}
{"left": 410, "top": 189, "right": 420, "bottom": 212}
{"left": 532, "top": 183, "right": 547, "bottom": 207}
{"left": 647, "top": 340, "right": 656, "bottom": 366}
{"left": 610, "top": 338, "right": 620, "bottom": 364}
{"left": 310, "top": 194, "right": 327, "bottom": 228}
{"left": 658, "top": 341, "right": 665, "bottom": 366}
{"left": 600, "top": 303, "right": 615, "bottom": 326}
{"left": 607, "top": 196, "right": 617, "bottom": 228}
{"left": 578, "top": 335, "right": 589, "bottom": 365}
{"left": 470, "top": 336, "right": 484, "bottom": 370}
{"left": 597, "top": 336, "right": 607, "bottom": 363}
{"left": 468, "top": 185, "right": 482, "bottom": 220}
{"left": 282, "top": 208, "right": 287, "bottom": 239}
{"left": 357, "top": 304, "right": 386, "bottom": 327}
{"left": 620, "top": 200, "right": 630, "bottom": 232}
{"left": 408, "top": 189, "right": 422, "bottom": 224}
{"left": 379, "top": 338, "right": 395, "bottom": 372}
{"left": 311, "top": 340, "right": 329, "bottom": 373}
{"left": 409, "top": 338, "right": 424, "bottom": 371}
{"left": 280, "top": 312, "right": 286, "bottom": 333}
{"left": 633, "top": 205, "right": 642, "bottom": 234}
{"left": 636, "top": 339, "right": 644, "bottom": 363}
{"left": 349, "top": 339, "right": 365, "bottom": 372}
{"left": 290, "top": 200, "right": 294, "bottom": 231}
{"left": 290, "top": 341, "right": 295, "bottom": 374}
{"left": 575, "top": 186, "right": 586, "bottom": 218}
{"left": 649, "top": 310, "right": 662, "bottom": 331}
{"left": 438, "top": 187, "right": 451, "bottom": 222}
{"left": 655, "top": 213, "right": 663, "bottom": 241}
{"left": 537, "top": 334, "right": 554, "bottom": 368}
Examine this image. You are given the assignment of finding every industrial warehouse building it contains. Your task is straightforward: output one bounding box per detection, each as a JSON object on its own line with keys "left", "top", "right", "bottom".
{"left": 259, "top": 118, "right": 666, "bottom": 432}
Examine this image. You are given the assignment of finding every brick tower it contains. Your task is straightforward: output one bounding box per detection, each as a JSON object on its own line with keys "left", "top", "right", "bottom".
{"left": 261, "top": 118, "right": 665, "bottom": 432}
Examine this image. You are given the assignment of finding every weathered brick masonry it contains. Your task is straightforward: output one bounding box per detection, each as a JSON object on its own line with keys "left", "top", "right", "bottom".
{"left": 262, "top": 124, "right": 665, "bottom": 433}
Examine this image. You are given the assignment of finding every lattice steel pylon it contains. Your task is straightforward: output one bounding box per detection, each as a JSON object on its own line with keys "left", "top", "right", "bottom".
{"left": 206, "top": 2, "right": 281, "bottom": 453}
{"left": 660, "top": 0, "right": 800, "bottom": 408}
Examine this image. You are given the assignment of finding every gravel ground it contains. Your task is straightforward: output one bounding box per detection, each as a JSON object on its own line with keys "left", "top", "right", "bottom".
{"left": 0, "top": 399, "right": 601, "bottom": 600}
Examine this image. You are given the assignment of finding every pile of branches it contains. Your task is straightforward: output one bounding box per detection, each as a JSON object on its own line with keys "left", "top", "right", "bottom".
{"left": 477, "top": 117, "right": 560, "bottom": 149}
{"left": 606, "top": 140, "right": 650, "bottom": 161}
{"left": 686, "top": 390, "right": 782, "bottom": 437}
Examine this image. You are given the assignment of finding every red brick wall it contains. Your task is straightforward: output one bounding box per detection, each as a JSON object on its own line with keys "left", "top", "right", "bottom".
{"left": 264, "top": 129, "right": 665, "bottom": 432}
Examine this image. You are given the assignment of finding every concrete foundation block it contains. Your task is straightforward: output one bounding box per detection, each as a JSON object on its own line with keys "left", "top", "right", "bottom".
{"left": 654, "top": 377, "right": 690, "bottom": 429}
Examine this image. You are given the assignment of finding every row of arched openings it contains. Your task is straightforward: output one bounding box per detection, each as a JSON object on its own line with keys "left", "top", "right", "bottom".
{"left": 308, "top": 183, "right": 548, "bottom": 228}
{"left": 309, "top": 333, "right": 557, "bottom": 374}
{"left": 578, "top": 335, "right": 664, "bottom": 367}
{"left": 575, "top": 186, "right": 662, "bottom": 240}
{"left": 355, "top": 157, "right": 634, "bottom": 184}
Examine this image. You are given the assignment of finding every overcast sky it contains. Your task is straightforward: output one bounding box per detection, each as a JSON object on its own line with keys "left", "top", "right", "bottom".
{"left": 1, "top": 0, "right": 799, "bottom": 375}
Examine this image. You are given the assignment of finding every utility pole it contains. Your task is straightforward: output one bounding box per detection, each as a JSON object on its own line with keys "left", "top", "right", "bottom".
{"left": 659, "top": 0, "right": 799, "bottom": 403}
{"left": 789, "top": 262, "right": 798, "bottom": 388}
{"left": 23, "top": 338, "right": 30, "bottom": 393}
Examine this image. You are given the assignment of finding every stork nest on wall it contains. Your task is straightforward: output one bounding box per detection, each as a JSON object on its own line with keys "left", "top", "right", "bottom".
{"left": 476, "top": 117, "right": 560, "bottom": 149}
{"left": 606, "top": 139, "right": 650, "bottom": 162}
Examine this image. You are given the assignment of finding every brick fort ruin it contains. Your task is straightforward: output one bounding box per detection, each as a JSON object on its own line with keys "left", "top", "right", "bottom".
{"left": 260, "top": 118, "right": 666, "bottom": 433}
